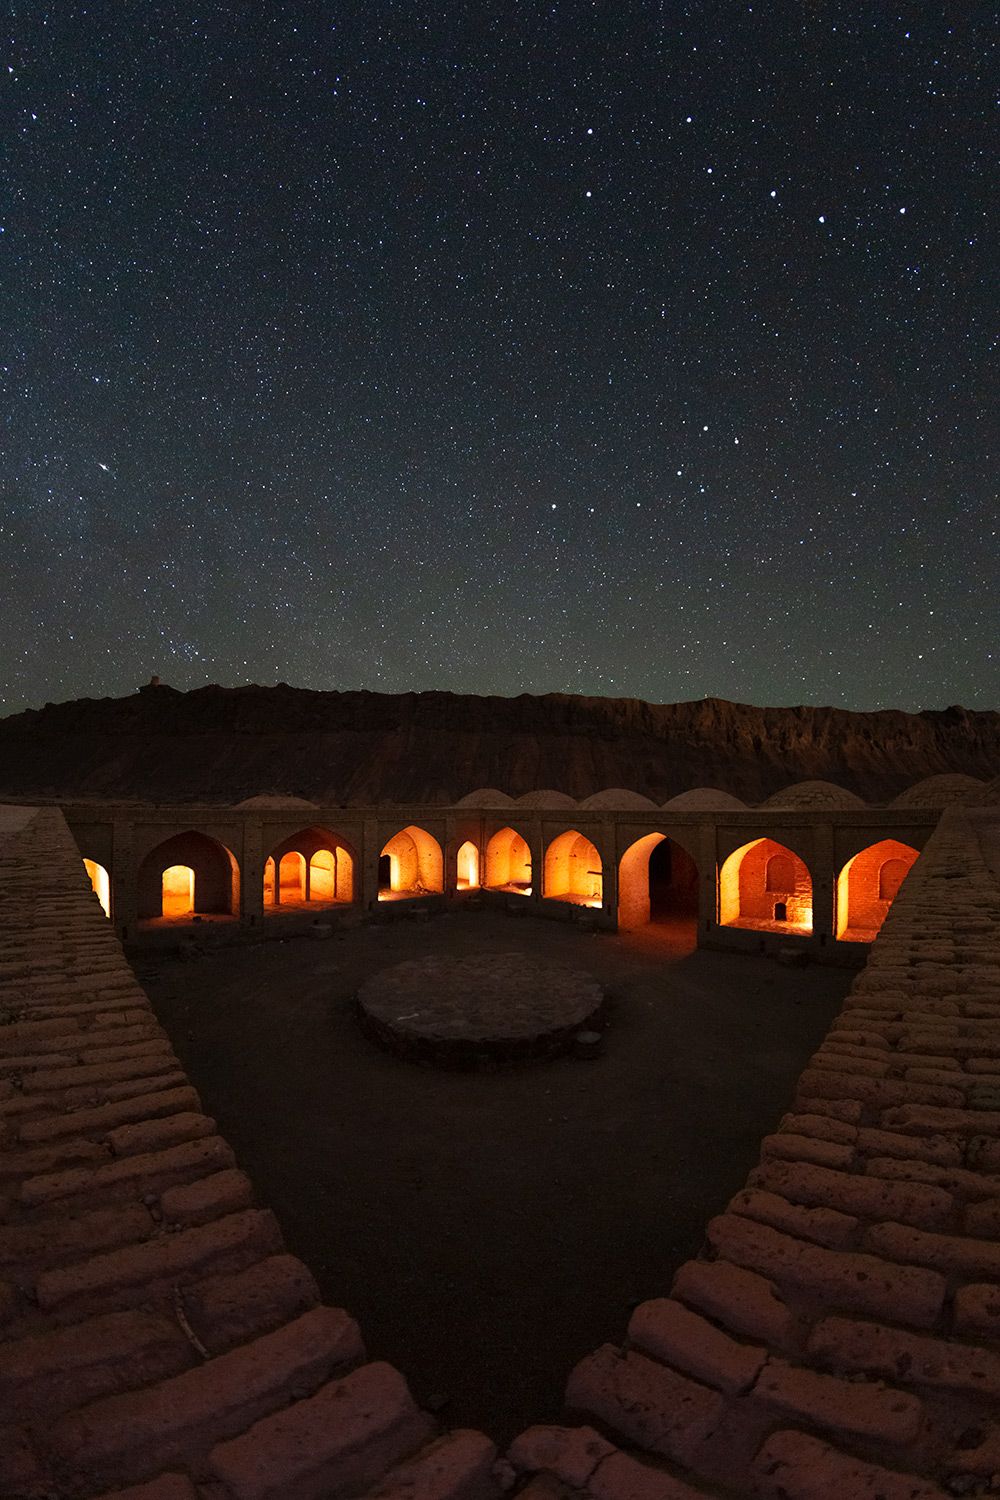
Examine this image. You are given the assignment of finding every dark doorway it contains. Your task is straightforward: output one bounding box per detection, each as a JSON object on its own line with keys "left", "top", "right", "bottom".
{"left": 649, "top": 838, "right": 699, "bottom": 922}
{"left": 378, "top": 854, "right": 391, "bottom": 888}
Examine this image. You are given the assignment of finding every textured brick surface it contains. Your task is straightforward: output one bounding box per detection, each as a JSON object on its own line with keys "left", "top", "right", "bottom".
{"left": 749, "top": 1429, "right": 950, "bottom": 1499}
{"left": 627, "top": 1298, "right": 766, "bottom": 1395}
{"left": 207, "top": 1360, "right": 433, "bottom": 1500}
{"left": 565, "top": 1345, "right": 724, "bottom": 1466}
{"left": 368, "top": 1429, "right": 500, "bottom": 1500}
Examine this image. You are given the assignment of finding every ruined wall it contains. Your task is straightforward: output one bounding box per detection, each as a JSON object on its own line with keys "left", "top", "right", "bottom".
{"left": 508, "top": 805, "right": 1000, "bottom": 1499}
{"left": 0, "top": 807, "right": 498, "bottom": 1500}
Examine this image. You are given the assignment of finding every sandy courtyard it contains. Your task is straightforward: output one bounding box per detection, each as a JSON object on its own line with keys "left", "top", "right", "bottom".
{"left": 135, "top": 908, "right": 853, "bottom": 1445}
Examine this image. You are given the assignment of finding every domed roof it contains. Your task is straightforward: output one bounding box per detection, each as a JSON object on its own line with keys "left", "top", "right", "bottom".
{"left": 233, "top": 794, "right": 319, "bottom": 809}
{"left": 578, "top": 788, "right": 658, "bottom": 810}
{"left": 760, "top": 780, "right": 867, "bottom": 810}
{"left": 662, "top": 787, "right": 748, "bottom": 810}
{"left": 453, "top": 788, "right": 515, "bottom": 808}
{"left": 514, "top": 789, "right": 578, "bottom": 809}
{"left": 890, "top": 774, "right": 987, "bottom": 808}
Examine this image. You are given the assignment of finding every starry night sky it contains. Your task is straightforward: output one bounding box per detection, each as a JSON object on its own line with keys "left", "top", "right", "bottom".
{"left": 3, "top": 2, "right": 997, "bottom": 717}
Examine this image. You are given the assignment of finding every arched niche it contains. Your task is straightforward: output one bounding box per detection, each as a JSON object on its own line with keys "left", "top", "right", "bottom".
{"left": 265, "top": 826, "right": 357, "bottom": 907}
{"left": 544, "top": 829, "right": 602, "bottom": 907}
{"left": 484, "top": 827, "right": 532, "bottom": 894}
{"left": 379, "top": 826, "right": 443, "bottom": 899}
{"left": 138, "top": 832, "right": 240, "bottom": 921}
{"left": 83, "top": 858, "right": 111, "bottom": 918}
{"left": 456, "top": 840, "right": 479, "bottom": 889}
{"left": 618, "top": 834, "right": 698, "bottom": 932}
{"left": 719, "top": 838, "right": 812, "bottom": 933}
{"left": 837, "top": 839, "right": 919, "bottom": 942}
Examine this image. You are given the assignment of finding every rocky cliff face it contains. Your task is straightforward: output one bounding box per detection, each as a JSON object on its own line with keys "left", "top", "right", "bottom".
{"left": 0, "top": 683, "right": 997, "bottom": 805}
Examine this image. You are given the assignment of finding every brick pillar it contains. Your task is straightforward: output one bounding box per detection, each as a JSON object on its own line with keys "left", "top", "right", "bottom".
{"left": 241, "top": 818, "right": 264, "bottom": 929}
{"left": 362, "top": 819, "right": 381, "bottom": 910}
{"left": 600, "top": 819, "right": 618, "bottom": 926}
{"left": 811, "top": 821, "right": 836, "bottom": 950}
{"left": 112, "top": 816, "right": 137, "bottom": 941}
{"left": 698, "top": 822, "right": 717, "bottom": 941}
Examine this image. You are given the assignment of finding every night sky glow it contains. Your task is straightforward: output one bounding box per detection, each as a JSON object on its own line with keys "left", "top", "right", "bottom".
{"left": 2, "top": 3, "right": 997, "bottom": 716}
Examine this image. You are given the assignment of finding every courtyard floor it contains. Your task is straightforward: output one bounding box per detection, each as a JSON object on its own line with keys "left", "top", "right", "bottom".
{"left": 134, "top": 908, "right": 854, "bottom": 1445}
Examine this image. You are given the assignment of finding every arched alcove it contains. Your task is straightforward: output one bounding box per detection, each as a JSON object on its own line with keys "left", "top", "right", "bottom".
{"left": 544, "top": 829, "right": 602, "bottom": 907}
{"left": 265, "top": 826, "right": 357, "bottom": 908}
{"left": 379, "top": 826, "right": 443, "bottom": 900}
{"left": 719, "top": 838, "right": 812, "bottom": 933}
{"left": 456, "top": 840, "right": 479, "bottom": 889}
{"left": 484, "top": 827, "right": 532, "bottom": 894}
{"left": 837, "top": 839, "right": 919, "bottom": 941}
{"left": 618, "top": 834, "right": 698, "bottom": 933}
{"left": 83, "top": 858, "right": 111, "bottom": 918}
{"left": 138, "top": 832, "right": 240, "bottom": 921}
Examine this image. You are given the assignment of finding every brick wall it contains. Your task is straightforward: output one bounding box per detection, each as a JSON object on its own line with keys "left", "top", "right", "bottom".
{"left": 508, "top": 805, "right": 1000, "bottom": 1499}
{"left": 0, "top": 807, "right": 499, "bottom": 1500}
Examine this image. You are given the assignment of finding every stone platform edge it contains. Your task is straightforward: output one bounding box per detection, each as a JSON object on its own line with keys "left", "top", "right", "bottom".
{"left": 505, "top": 803, "right": 1000, "bottom": 1499}
{"left": 0, "top": 807, "right": 501, "bottom": 1500}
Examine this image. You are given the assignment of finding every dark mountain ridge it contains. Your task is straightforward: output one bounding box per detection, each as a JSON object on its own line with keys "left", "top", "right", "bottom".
{"left": 0, "top": 683, "right": 997, "bottom": 806}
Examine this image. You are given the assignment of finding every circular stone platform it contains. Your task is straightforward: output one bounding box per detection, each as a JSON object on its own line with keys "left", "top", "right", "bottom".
{"left": 356, "top": 953, "right": 604, "bottom": 1068}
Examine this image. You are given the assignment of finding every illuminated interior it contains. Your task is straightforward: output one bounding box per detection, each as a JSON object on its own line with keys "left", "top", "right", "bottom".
{"left": 264, "top": 827, "right": 356, "bottom": 908}
{"left": 138, "top": 831, "right": 240, "bottom": 922}
{"left": 484, "top": 827, "right": 532, "bottom": 894}
{"left": 161, "top": 864, "right": 195, "bottom": 919}
{"left": 83, "top": 858, "right": 111, "bottom": 918}
{"left": 378, "top": 825, "right": 443, "bottom": 900}
{"left": 837, "top": 839, "right": 919, "bottom": 942}
{"left": 544, "top": 829, "right": 603, "bottom": 907}
{"left": 719, "top": 837, "right": 813, "bottom": 933}
{"left": 456, "top": 840, "right": 479, "bottom": 888}
{"left": 618, "top": 834, "right": 698, "bottom": 931}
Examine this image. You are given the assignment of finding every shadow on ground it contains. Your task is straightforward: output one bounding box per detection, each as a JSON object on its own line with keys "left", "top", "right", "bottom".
{"left": 136, "top": 908, "right": 854, "bottom": 1446}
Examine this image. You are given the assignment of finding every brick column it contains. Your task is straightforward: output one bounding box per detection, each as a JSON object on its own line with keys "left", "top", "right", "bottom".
{"left": 811, "top": 821, "right": 836, "bottom": 949}
{"left": 698, "top": 822, "right": 717, "bottom": 941}
{"left": 241, "top": 818, "right": 264, "bottom": 929}
{"left": 112, "top": 815, "right": 137, "bottom": 941}
{"left": 362, "top": 819, "right": 381, "bottom": 910}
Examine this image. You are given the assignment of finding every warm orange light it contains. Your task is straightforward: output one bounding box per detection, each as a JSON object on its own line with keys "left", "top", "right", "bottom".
{"left": 83, "top": 858, "right": 111, "bottom": 918}
{"left": 162, "top": 864, "right": 194, "bottom": 918}
{"left": 378, "top": 826, "right": 443, "bottom": 899}
{"left": 309, "top": 849, "right": 336, "bottom": 901}
{"left": 544, "top": 830, "right": 603, "bottom": 907}
{"left": 719, "top": 839, "right": 812, "bottom": 933}
{"left": 837, "top": 840, "right": 918, "bottom": 941}
{"left": 485, "top": 828, "right": 532, "bottom": 892}
{"left": 457, "top": 840, "right": 479, "bottom": 888}
{"left": 278, "top": 851, "right": 306, "bottom": 902}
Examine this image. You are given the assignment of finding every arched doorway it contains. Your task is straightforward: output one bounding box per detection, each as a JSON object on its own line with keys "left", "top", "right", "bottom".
{"left": 138, "top": 832, "right": 240, "bottom": 922}
{"left": 544, "top": 830, "right": 602, "bottom": 907}
{"left": 83, "top": 858, "right": 111, "bottom": 918}
{"left": 264, "top": 827, "right": 356, "bottom": 909}
{"left": 618, "top": 834, "right": 698, "bottom": 933}
{"left": 456, "top": 841, "right": 479, "bottom": 889}
{"left": 379, "top": 826, "right": 443, "bottom": 900}
{"left": 719, "top": 838, "right": 813, "bottom": 933}
{"left": 484, "top": 828, "right": 532, "bottom": 894}
{"left": 837, "top": 840, "right": 919, "bottom": 942}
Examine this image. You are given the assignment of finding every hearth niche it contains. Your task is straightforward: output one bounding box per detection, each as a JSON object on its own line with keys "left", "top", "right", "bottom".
{"left": 264, "top": 826, "right": 355, "bottom": 908}
{"left": 138, "top": 832, "right": 240, "bottom": 922}
{"left": 719, "top": 837, "right": 812, "bottom": 933}
{"left": 617, "top": 834, "right": 698, "bottom": 931}
{"left": 544, "top": 829, "right": 603, "bottom": 907}
{"left": 484, "top": 827, "right": 532, "bottom": 895}
{"left": 378, "top": 825, "right": 443, "bottom": 899}
{"left": 836, "top": 838, "right": 918, "bottom": 942}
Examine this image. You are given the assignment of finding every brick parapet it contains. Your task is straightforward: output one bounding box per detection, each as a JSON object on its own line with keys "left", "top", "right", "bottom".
{"left": 0, "top": 807, "right": 499, "bottom": 1500}
{"left": 511, "top": 805, "right": 1000, "bottom": 1498}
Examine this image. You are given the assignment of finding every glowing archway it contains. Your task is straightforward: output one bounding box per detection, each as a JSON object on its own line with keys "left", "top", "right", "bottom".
{"left": 138, "top": 832, "right": 240, "bottom": 921}
{"left": 161, "top": 865, "right": 195, "bottom": 919}
{"left": 618, "top": 834, "right": 698, "bottom": 931}
{"left": 264, "top": 827, "right": 357, "bottom": 908}
{"left": 719, "top": 838, "right": 812, "bottom": 933}
{"left": 456, "top": 840, "right": 479, "bottom": 889}
{"left": 485, "top": 828, "right": 532, "bottom": 893}
{"left": 379, "top": 826, "right": 443, "bottom": 899}
{"left": 544, "top": 829, "right": 602, "bottom": 907}
{"left": 837, "top": 839, "right": 919, "bottom": 941}
{"left": 83, "top": 858, "right": 111, "bottom": 918}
